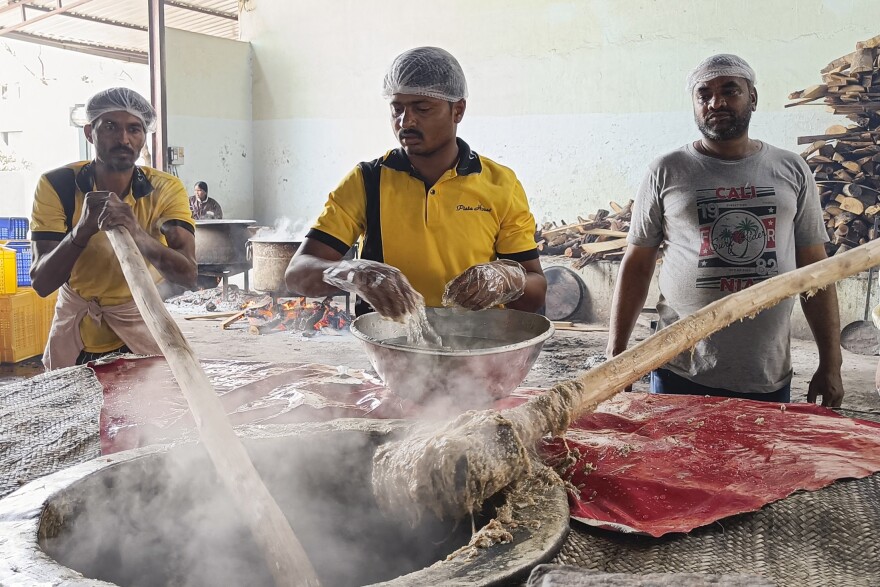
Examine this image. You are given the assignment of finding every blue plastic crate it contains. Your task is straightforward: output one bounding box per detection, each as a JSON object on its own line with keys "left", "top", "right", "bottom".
{"left": 0, "top": 218, "right": 28, "bottom": 240}
{"left": 3, "top": 241, "right": 32, "bottom": 286}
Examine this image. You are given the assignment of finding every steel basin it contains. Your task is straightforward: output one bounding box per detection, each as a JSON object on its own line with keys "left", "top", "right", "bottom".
{"left": 351, "top": 308, "right": 554, "bottom": 409}
{"left": 0, "top": 420, "right": 569, "bottom": 587}
{"left": 194, "top": 219, "right": 256, "bottom": 265}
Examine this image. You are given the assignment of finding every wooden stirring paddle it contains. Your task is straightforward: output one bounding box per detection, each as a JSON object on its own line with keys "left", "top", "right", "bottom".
{"left": 107, "top": 227, "right": 320, "bottom": 587}
{"left": 373, "top": 238, "right": 880, "bottom": 525}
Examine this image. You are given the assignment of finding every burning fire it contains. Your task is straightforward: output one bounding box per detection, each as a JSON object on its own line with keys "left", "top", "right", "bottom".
{"left": 244, "top": 296, "right": 351, "bottom": 335}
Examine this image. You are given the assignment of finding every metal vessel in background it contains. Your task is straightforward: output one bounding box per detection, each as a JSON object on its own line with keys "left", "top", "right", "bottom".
{"left": 193, "top": 219, "right": 256, "bottom": 265}
{"left": 248, "top": 238, "right": 301, "bottom": 294}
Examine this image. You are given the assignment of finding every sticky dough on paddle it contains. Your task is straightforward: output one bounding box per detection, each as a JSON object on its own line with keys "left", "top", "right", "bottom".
{"left": 372, "top": 382, "right": 581, "bottom": 523}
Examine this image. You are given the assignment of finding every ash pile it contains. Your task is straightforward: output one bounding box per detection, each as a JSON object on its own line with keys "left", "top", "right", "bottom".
{"left": 165, "top": 285, "right": 264, "bottom": 314}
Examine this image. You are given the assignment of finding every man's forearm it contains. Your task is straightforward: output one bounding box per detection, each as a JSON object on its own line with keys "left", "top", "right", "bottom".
{"left": 800, "top": 285, "right": 843, "bottom": 369}
{"left": 286, "top": 254, "right": 345, "bottom": 296}
{"left": 606, "top": 247, "right": 659, "bottom": 356}
{"left": 30, "top": 230, "right": 92, "bottom": 297}
{"left": 130, "top": 227, "right": 196, "bottom": 288}
{"left": 507, "top": 272, "right": 546, "bottom": 312}
{"left": 796, "top": 244, "right": 843, "bottom": 370}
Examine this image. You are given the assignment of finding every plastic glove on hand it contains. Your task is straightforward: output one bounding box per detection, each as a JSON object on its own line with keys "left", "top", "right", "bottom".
{"left": 323, "top": 259, "right": 423, "bottom": 322}
{"left": 442, "top": 260, "right": 527, "bottom": 310}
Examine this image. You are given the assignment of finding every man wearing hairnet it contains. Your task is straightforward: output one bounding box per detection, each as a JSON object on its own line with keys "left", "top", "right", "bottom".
{"left": 286, "top": 47, "right": 546, "bottom": 320}
{"left": 606, "top": 54, "right": 844, "bottom": 406}
{"left": 30, "top": 87, "right": 197, "bottom": 369}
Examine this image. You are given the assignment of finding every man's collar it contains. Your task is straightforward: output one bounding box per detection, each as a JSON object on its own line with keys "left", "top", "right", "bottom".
{"left": 382, "top": 138, "right": 482, "bottom": 177}
{"left": 76, "top": 160, "right": 154, "bottom": 199}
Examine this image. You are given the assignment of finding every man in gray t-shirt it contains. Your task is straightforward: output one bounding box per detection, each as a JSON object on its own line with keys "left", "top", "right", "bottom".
{"left": 606, "top": 54, "right": 844, "bottom": 407}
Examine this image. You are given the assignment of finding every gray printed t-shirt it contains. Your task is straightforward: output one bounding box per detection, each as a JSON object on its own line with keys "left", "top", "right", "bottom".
{"left": 628, "top": 142, "right": 828, "bottom": 393}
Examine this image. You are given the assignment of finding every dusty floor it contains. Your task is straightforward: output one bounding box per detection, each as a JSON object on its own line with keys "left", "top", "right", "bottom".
{"left": 3, "top": 308, "right": 879, "bottom": 414}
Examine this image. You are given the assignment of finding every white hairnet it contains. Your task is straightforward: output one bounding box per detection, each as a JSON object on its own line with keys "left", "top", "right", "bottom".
{"left": 382, "top": 47, "right": 468, "bottom": 102}
{"left": 86, "top": 87, "right": 157, "bottom": 132}
{"left": 686, "top": 54, "right": 756, "bottom": 93}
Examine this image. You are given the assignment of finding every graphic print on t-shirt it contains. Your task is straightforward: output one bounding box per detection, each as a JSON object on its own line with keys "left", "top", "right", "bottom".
{"left": 696, "top": 185, "right": 778, "bottom": 292}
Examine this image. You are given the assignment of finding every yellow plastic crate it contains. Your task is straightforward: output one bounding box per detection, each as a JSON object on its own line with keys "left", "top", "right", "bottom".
{"left": 36, "top": 288, "right": 58, "bottom": 349}
{"left": 0, "top": 247, "right": 17, "bottom": 295}
{"left": 0, "top": 288, "right": 40, "bottom": 363}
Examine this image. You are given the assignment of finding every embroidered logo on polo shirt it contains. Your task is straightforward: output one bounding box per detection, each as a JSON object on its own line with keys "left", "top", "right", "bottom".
{"left": 456, "top": 204, "right": 492, "bottom": 213}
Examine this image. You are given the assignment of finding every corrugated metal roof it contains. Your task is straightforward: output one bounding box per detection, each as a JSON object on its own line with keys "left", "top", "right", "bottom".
{"left": 0, "top": 0, "right": 239, "bottom": 63}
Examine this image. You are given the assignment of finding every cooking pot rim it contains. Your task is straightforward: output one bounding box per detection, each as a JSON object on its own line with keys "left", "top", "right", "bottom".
{"left": 248, "top": 237, "right": 303, "bottom": 243}
{"left": 195, "top": 219, "right": 257, "bottom": 225}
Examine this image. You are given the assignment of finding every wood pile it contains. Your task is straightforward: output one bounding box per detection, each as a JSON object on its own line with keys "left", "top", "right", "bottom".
{"left": 536, "top": 200, "right": 632, "bottom": 268}
{"left": 787, "top": 34, "right": 880, "bottom": 255}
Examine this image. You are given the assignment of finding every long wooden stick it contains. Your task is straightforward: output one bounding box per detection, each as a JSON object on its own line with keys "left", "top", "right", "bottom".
{"left": 107, "top": 227, "right": 320, "bottom": 587}
{"left": 522, "top": 237, "right": 880, "bottom": 435}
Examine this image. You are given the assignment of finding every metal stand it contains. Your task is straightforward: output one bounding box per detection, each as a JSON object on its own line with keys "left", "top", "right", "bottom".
{"left": 197, "top": 262, "right": 251, "bottom": 301}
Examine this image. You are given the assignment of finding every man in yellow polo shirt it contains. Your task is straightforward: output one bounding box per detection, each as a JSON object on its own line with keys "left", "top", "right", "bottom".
{"left": 30, "top": 88, "right": 197, "bottom": 368}
{"left": 286, "top": 47, "right": 545, "bottom": 319}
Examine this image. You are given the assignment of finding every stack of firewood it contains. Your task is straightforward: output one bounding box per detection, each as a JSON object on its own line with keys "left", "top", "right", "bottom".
{"left": 536, "top": 200, "right": 632, "bottom": 268}
{"left": 787, "top": 34, "right": 880, "bottom": 255}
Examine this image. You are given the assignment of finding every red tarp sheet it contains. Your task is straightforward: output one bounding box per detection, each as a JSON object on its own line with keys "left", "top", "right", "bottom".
{"left": 92, "top": 357, "right": 880, "bottom": 537}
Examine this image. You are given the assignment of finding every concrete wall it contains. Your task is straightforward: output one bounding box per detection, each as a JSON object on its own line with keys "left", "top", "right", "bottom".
{"left": 239, "top": 0, "right": 880, "bottom": 226}
{"left": 165, "top": 28, "right": 254, "bottom": 220}
{"left": 0, "top": 39, "right": 148, "bottom": 219}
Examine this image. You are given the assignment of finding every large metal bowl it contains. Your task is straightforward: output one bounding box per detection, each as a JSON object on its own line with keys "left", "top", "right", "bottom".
{"left": 351, "top": 308, "right": 554, "bottom": 409}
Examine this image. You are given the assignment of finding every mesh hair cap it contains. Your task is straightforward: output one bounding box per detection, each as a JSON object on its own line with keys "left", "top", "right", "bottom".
{"left": 86, "top": 87, "right": 157, "bottom": 132}
{"left": 686, "top": 54, "right": 756, "bottom": 93}
{"left": 382, "top": 47, "right": 468, "bottom": 102}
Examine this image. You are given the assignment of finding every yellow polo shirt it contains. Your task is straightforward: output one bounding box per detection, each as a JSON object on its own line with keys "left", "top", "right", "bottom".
{"left": 308, "top": 139, "right": 538, "bottom": 308}
{"left": 31, "top": 161, "right": 195, "bottom": 352}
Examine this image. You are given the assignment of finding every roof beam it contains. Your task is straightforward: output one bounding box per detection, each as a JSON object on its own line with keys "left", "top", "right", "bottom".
{"left": 0, "top": 1, "right": 36, "bottom": 16}
{"left": 0, "top": 0, "right": 95, "bottom": 37}
{"left": 164, "top": 0, "right": 237, "bottom": 20}
{"left": 2, "top": 29, "right": 147, "bottom": 63}
{"left": 149, "top": 0, "right": 168, "bottom": 171}
{"left": 22, "top": 3, "right": 147, "bottom": 31}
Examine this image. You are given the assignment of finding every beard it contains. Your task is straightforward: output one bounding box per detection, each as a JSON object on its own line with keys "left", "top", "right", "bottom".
{"left": 100, "top": 148, "right": 137, "bottom": 172}
{"left": 696, "top": 108, "right": 752, "bottom": 141}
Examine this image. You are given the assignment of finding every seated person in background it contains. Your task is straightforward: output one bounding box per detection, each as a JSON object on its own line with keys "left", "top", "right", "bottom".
{"left": 285, "top": 47, "right": 546, "bottom": 319}
{"left": 189, "top": 181, "right": 223, "bottom": 219}
{"left": 30, "top": 87, "right": 197, "bottom": 368}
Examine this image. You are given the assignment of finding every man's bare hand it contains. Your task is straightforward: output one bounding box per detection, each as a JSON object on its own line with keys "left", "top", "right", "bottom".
{"left": 73, "top": 191, "right": 112, "bottom": 244}
{"left": 98, "top": 192, "right": 140, "bottom": 235}
{"left": 807, "top": 364, "right": 844, "bottom": 407}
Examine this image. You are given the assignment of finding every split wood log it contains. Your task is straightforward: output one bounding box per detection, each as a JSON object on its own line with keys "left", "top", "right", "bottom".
{"left": 221, "top": 311, "right": 247, "bottom": 330}
{"left": 581, "top": 228, "right": 630, "bottom": 238}
{"left": 106, "top": 227, "right": 320, "bottom": 587}
{"left": 184, "top": 311, "right": 242, "bottom": 321}
{"left": 580, "top": 238, "right": 629, "bottom": 254}
{"left": 836, "top": 195, "right": 865, "bottom": 215}
{"left": 540, "top": 221, "right": 594, "bottom": 239}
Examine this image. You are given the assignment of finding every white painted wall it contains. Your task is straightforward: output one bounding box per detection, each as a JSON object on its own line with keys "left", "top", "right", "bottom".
{"left": 0, "top": 39, "right": 148, "bottom": 219}
{"left": 239, "top": 0, "right": 880, "bottom": 226}
{"left": 165, "top": 28, "right": 254, "bottom": 220}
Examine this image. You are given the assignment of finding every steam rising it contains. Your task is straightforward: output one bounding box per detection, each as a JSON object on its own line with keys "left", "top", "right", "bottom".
{"left": 42, "top": 428, "right": 479, "bottom": 587}
{"left": 253, "top": 217, "right": 310, "bottom": 241}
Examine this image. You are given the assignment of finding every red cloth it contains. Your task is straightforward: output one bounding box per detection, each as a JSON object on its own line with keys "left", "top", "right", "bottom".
{"left": 93, "top": 357, "right": 880, "bottom": 537}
